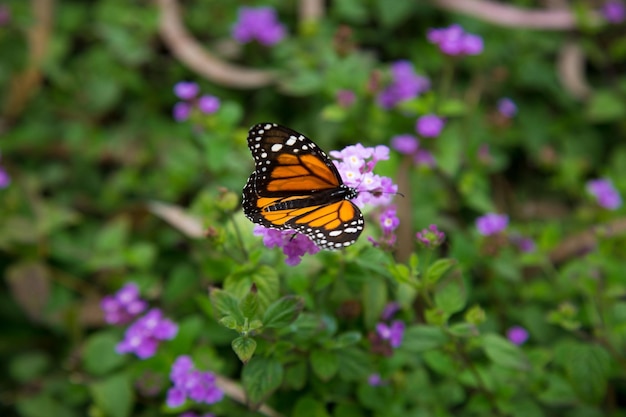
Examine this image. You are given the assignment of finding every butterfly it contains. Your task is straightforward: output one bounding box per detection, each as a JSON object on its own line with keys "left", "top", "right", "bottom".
{"left": 242, "top": 123, "right": 364, "bottom": 250}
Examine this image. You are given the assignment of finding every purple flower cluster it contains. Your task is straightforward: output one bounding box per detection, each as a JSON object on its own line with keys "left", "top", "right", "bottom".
{"left": 0, "top": 153, "right": 10, "bottom": 188}
{"left": 376, "top": 320, "right": 405, "bottom": 348}
{"left": 232, "top": 6, "right": 286, "bottom": 46}
{"left": 172, "top": 81, "right": 220, "bottom": 122}
{"left": 253, "top": 225, "right": 320, "bottom": 266}
{"left": 101, "top": 282, "right": 147, "bottom": 325}
{"left": 116, "top": 308, "right": 178, "bottom": 359}
{"left": 330, "top": 144, "right": 398, "bottom": 208}
{"left": 427, "top": 24, "right": 484, "bottom": 56}
{"left": 602, "top": 0, "right": 626, "bottom": 23}
{"left": 370, "top": 206, "right": 400, "bottom": 247}
{"left": 368, "top": 373, "right": 383, "bottom": 386}
{"left": 166, "top": 356, "right": 224, "bottom": 408}
{"left": 416, "top": 224, "right": 446, "bottom": 248}
{"left": 476, "top": 213, "right": 509, "bottom": 236}
{"left": 509, "top": 234, "right": 536, "bottom": 253}
{"left": 381, "top": 302, "right": 400, "bottom": 321}
{"left": 586, "top": 178, "right": 622, "bottom": 210}
{"left": 497, "top": 98, "right": 517, "bottom": 118}
{"left": 377, "top": 60, "right": 430, "bottom": 109}
{"left": 390, "top": 134, "right": 436, "bottom": 168}
{"left": 507, "top": 326, "right": 529, "bottom": 345}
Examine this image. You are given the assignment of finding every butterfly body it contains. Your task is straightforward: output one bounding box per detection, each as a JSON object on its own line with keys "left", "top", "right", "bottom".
{"left": 242, "top": 123, "right": 364, "bottom": 250}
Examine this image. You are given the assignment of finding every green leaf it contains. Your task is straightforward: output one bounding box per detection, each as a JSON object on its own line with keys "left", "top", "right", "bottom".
{"left": 210, "top": 288, "right": 244, "bottom": 323}
{"left": 239, "top": 285, "right": 260, "bottom": 319}
{"left": 587, "top": 90, "right": 626, "bottom": 122}
{"left": 224, "top": 265, "right": 280, "bottom": 313}
{"left": 83, "top": 332, "right": 126, "bottom": 375}
{"left": 9, "top": 351, "right": 50, "bottom": 383}
{"left": 310, "top": 349, "right": 339, "bottom": 381}
{"left": 90, "top": 373, "right": 133, "bottom": 417}
{"left": 336, "top": 347, "right": 370, "bottom": 381}
{"left": 362, "top": 276, "right": 387, "bottom": 328}
{"left": 232, "top": 336, "right": 257, "bottom": 364}
{"left": 481, "top": 333, "right": 529, "bottom": 371}
{"left": 242, "top": 357, "right": 284, "bottom": 406}
{"left": 15, "top": 393, "right": 77, "bottom": 417}
{"left": 262, "top": 295, "right": 304, "bottom": 329}
{"left": 284, "top": 360, "right": 308, "bottom": 390}
{"left": 375, "top": 0, "right": 415, "bottom": 27}
{"left": 219, "top": 315, "right": 238, "bottom": 330}
{"left": 399, "top": 325, "right": 448, "bottom": 353}
{"left": 292, "top": 396, "right": 331, "bottom": 417}
{"left": 425, "top": 259, "right": 456, "bottom": 285}
{"left": 434, "top": 276, "right": 466, "bottom": 316}
{"left": 561, "top": 343, "right": 610, "bottom": 404}
{"left": 333, "top": 331, "right": 362, "bottom": 348}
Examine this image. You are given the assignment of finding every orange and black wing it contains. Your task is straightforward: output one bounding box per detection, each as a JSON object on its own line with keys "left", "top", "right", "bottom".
{"left": 242, "top": 123, "right": 364, "bottom": 250}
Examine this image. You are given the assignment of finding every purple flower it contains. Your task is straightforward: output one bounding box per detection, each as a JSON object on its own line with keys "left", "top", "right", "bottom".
{"left": 337, "top": 89, "right": 356, "bottom": 107}
{"left": 330, "top": 144, "right": 398, "bottom": 208}
{"left": 586, "top": 178, "right": 622, "bottom": 210}
{"left": 101, "top": 282, "right": 148, "bottom": 325}
{"left": 381, "top": 302, "right": 400, "bottom": 321}
{"left": 509, "top": 235, "right": 536, "bottom": 253}
{"left": 232, "top": 6, "right": 286, "bottom": 46}
{"left": 601, "top": 0, "right": 626, "bottom": 23}
{"left": 416, "top": 114, "right": 445, "bottom": 138}
{"left": 0, "top": 164, "right": 10, "bottom": 188}
{"left": 376, "top": 320, "right": 405, "bottom": 348}
{"left": 197, "top": 95, "right": 220, "bottom": 114}
{"left": 116, "top": 308, "right": 178, "bottom": 359}
{"left": 507, "top": 326, "right": 529, "bottom": 345}
{"left": 174, "top": 81, "right": 200, "bottom": 100}
{"left": 497, "top": 98, "right": 517, "bottom": 117}
{"left": 416, "top": 224, "right": 446, "bottom": 248}
{"left": 368, "top": 373, "right": 383, "bottom": 386}
{"left": 166, "top": 355, "right": 224, "bottom": 408}
{"left": 173, "top": 102, "right": 192, "bottom": 122}
{"left": 476, "top": 213, "right": 509, "bottom": 236}
{"left": 253, "top": 226, "right": 320, "bottom": 266}
{"left": 377, "top": 60, "right": 430, "bottom": 109}
{"left": 427, "top": 24, "right": 483, "bottom": 56}
{"left": 379, "top": 206, "right": 400, "bottom": 234}
{"left": 391, "top": 134, "right": 419, "bottom": 155}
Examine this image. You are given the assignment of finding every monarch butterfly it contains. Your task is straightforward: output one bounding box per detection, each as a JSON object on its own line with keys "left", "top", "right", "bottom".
{"left": 242, "top": 123, "right": 364, "bottom": 250}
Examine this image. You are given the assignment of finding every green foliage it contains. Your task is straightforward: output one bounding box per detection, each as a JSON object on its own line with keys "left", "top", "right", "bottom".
{"left": 1, "top": 0, "right": 626, "bottom": 416}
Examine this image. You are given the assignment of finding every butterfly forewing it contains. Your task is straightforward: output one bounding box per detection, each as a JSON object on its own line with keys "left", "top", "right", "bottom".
{"left": 242, "top": 123, "right": 364, "bottom": 250}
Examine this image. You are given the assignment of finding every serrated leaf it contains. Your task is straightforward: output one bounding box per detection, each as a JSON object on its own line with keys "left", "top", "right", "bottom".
{"left": 562, "top": 343, "right": 610, "bottom": 404}
{"left": 239, "top": 287, "right": 260, "bottom": 319}
{"left": 336, "top": 347, "right": 370, "bottom": 381}
{"left": 232, "top": 336, "right": 257, "bottom": 364}
{"left": 293, "top": 396, "right": 331, "bottom": 417}
{"left": 224, "top": 265, "right": 279, "bottom": 313}
{"left": 242, "top": 357, "right": 284, "bottom": 406}
{"left": 333, "top": 331, "right": 362, "bottom": 349}
{"left": 399, "top": 325, "right": 448, "bottom": 353}
{"left": 210, "top": 288, "right": 244, "bottom": 323}
{"left": 284, "top": 360, "right": 308, "bottom": 390}
{"left": 425, "top": 259, "right": 456, "bottom": 285}
{"left": 90, "top": 373, "right": 133, "bottom": 417}
{"left": 434, "top": 276, "right": 466, "bottom": 316}
{"left": 311, "top": 350, "right": 338, "bottom": 381}
{"left": 219, "top": 315, "right": 238, "bottom": 330}
{"left": 262, "top": 295, "right": 304, "bottom": 329}
{"left": 481, "top": 333, "right": 529, "bottom": 371}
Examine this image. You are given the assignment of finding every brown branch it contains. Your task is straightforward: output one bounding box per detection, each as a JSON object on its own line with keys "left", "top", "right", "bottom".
{"left": 156, "top": 0, "right": 276, "bottom": 89}
{"left": 2, "top": 0, "right": 55, "bottom": 123}
{"left": 557, "top": 40, "right": 592, "bottom": 100}
{"left": 431, "top": 0, "right": 601, "bottom": 30}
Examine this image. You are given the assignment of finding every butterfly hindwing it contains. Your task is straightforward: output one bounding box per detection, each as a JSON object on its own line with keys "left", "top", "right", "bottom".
{"left": 242, "top": 123, "right": 364, "bottom": 250}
